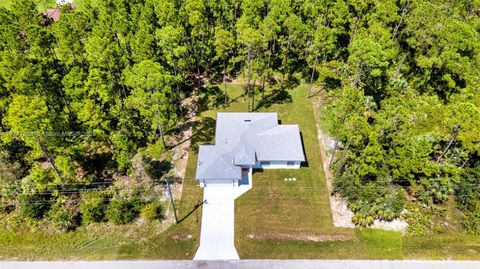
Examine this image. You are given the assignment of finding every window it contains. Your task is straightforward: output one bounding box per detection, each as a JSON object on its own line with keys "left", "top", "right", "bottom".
{"left": 261, "top": 161, "right": 270, "bottom": 166}
{"left": 287, "top": 161, "right": 295, "bottom": 167}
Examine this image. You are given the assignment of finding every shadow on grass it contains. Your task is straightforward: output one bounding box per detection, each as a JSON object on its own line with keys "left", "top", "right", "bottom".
{"left": 190, "top": 117, "right": 216, "bottom": 153}
{"left": 299, "top": 132, "right": 309, "bottom": 168}
{"left": 176, "top": 199, "right": 207, "bottom": 224}
{"left": 254, "top": 88, "right": 292, "bottom": 111}
{"left": 196, "top": 85, "right": 229, "bottom": 113}
{"left": 283, "top": 74, "right": 300, "bottom": 89}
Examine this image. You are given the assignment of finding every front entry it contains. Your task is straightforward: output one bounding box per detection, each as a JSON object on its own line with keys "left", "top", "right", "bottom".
{"left": 240, "top": 168, "right": 250, "bottom": 186}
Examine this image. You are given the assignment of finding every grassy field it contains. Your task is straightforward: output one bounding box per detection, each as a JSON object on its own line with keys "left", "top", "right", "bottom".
{"left": 0, "top": 82, "right": 479, "bottom": 260}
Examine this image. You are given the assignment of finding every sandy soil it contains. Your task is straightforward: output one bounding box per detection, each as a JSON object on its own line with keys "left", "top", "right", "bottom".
{"left": 170, "top": 93, "right": 199, "bottom": 202}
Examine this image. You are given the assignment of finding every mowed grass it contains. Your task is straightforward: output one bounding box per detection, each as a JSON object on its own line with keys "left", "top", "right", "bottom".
{"left": 404, "top": 233, "right": 480, "bottom": 260}
{"left": 197, "top": 83, "right": 383, "bottom": 259}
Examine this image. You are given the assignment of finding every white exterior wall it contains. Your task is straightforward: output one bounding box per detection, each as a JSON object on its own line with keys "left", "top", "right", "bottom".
{"left": 254, "top": 161, "right": 301, "bottom": 169}
{"left": 199, "top": 161, "right": 301, "bottom": 187}
{"left": 200, "top": 179, "right": 239, "bottom": 188}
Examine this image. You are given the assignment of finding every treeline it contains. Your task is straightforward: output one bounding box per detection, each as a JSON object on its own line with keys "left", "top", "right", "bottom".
{"left": 0, "top": 0, "right": 479, "bottom": 232}
{"left": 320, "top": 1, "right": 480, "bottom": 233}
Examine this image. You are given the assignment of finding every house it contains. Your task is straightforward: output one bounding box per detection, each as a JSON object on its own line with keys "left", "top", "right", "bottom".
{"left": 195, "top": 112, "right": 305, "bottom": 187}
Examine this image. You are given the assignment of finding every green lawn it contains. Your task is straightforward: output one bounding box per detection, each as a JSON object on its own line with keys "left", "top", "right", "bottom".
{"left": 194, "top": 83, "right": 480, "bottom": 260}
{"left": 195, "top": 83, "right": 400, "bottom": 259}
{"left": 1, "top": 83, "right": 479, "bottom": 260}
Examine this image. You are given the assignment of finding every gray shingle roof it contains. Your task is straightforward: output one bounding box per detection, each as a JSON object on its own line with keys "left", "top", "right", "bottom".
{"left": 195, "top": 112, "right": 305, "bottom": 180}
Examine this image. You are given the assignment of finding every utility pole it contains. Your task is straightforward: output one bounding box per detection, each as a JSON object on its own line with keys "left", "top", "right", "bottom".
{"left": 166, "top": 180, "right": 179, "bottom": 224}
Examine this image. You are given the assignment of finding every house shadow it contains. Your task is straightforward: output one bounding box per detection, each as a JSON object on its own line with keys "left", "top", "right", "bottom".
{"left": 299, "top": 132, "right": 309, "bottom": 168}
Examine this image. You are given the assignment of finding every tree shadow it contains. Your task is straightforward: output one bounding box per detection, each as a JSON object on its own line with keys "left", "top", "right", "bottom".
{"left": 210, "top": 85, "right": 228, "bottom": 109}
{"left": 190, "top": 117, "right": 216, "bottom": 153}
{"left": 148, "top": 158, "right": 173, "bottom": 181}
{"left": 284, "top": 74, "right": 300, "bottom": 89}
{"left": 195, "top": 85, "right": 227, "bottom": 114}
{"left": 254, "top": 88, "right": 293, "bottom": 111}
{"left": 176, "top": 199, "right": 207, "bottom": 224}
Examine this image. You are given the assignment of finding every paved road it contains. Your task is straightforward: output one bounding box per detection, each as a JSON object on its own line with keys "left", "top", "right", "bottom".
{"left": 193, "top": 180, "right": 252, "bottom": 260}
{"left": 1, "top": 260, "right": 480, "bottom": 269}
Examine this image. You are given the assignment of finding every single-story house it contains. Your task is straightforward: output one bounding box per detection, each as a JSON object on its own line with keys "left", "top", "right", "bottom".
{"left": 195, "top": 112, "right": 305, "bottom": 187}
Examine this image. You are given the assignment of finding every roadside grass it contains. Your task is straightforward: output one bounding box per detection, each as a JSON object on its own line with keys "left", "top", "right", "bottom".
{"left": 0, "top": 133, "right": 203, "bottom": 260}
{"left": 399, "top": 198, "right": 480, "bottom": 259}
{"left": 358, "top": 228, "right": 403, "bottom": 259}
{"left": 404, "top": 233, "right": 480, "bottom": 260}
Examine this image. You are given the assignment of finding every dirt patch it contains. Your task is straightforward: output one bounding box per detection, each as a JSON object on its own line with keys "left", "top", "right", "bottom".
{"left": 247, "top": 232, "right": 356, "bottom": 242}
{"left": 169, "top": 93, "right": 199, "bottom": 202}
{"left": 312, "top": 96, "right": 356, "bottom": 228}
{"left": 265, "top": 187, "right": 281, "bottom": 200}
{"left": 169, "top": 234, "right": 193, "bottom": 242}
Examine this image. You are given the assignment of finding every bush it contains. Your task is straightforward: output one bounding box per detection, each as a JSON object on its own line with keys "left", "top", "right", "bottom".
{"left": 49, "top": 201, "right": 80, "bottom": 232}
{"left": 463, "top": 210, "right": 480, "bottom": 234}
{"left": 403, "top": 204, "right": 445, "bottom": 234}
{"left": 106, "top": 198, "right": 143, "bottom": 225}
{"left": 80, "top": 192, "right": 108, "bottom": 224}
{"left": 456, "top": 166, "right": 480, "bottom": 211}
{"left": 18, "top": 194, "right": 50, "bottom": 219}
{"left": 140, "top": 202, "right": 163, "bottom": 221}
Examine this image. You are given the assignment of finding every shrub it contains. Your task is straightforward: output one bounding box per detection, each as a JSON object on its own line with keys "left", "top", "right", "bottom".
{"left": 80, "top": 192, "right": 108, "bottom": 224}
{"left": 463, "top": 210, "right": 480, "bottom": 234}
{"left": 140, "top": 202, "right": 163, "bottom": 221}
{"left": 403, "top": 204, "right": 445, "bottom": 234}
{"left": 106, "top": 198, "right": 143, "bottom": 225}
{"left": 49, "top": 201, "right": 80, "bottom": 232}
{"left": 18, "top": 194, "right": 50, "bottom": 219}
{"left": 456, "top": 166, "right": 480, "bottom": 211}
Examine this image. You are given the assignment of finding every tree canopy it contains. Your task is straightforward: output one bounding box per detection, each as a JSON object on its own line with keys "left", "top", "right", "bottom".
{"left": 0, "top": 0, "right": 479, "bottom": 233}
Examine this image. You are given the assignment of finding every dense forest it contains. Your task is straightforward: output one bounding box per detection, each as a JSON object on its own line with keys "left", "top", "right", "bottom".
{"left": 0, "top": 0, "right": 479, "bottom": 233}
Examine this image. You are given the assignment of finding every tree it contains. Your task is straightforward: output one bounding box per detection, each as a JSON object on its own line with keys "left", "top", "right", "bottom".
{"left": 3, "top": 95, "right": 62, "bottom": 175}
{"left": 124, "top": 60, "right": 176, "bottom": 149}
{"left": 185, "top": 0, "right": 210, "bottom": 74}
{"left": 214, "top": 28, "right": 234, "bottom": 104}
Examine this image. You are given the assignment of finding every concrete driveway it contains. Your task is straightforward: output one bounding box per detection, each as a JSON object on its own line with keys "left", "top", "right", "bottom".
{"left": 194, "top": 171, "right": 252, "bottom": 260}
